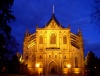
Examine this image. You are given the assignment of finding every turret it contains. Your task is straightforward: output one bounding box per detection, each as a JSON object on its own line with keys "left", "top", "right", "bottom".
{"left": 24, "top": 28, "right": 30, "bottom": 37}
{"left": 77, "top": 29, "right": 84, "bottom": 50}
{"left": 77, "top": 29, "right": 82, "bottom": 37}
{"left": 36, "top": 24, "right": 38, "bottom": 29}
{"left": 68, "top": 24, "right": 70, "bottom": 29}
{"left": 23, "top": 28, "right": 30, "bottom": 51}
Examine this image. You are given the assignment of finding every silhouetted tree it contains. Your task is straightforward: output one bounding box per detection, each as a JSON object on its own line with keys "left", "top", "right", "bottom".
{"left": 94, "top": 58, "right": 100, "bottom": 76}
{"left": 0, "top": 0, "right": 18, "bottom": 73}
{"left": 91, "top": 0, "right": 100, "bottom": 28}
{"left": 85, "top": 51, "right": 100, "bottom": 76}
{"left": 0, "top": 0, "right": 15, "bottom": 37}
{"left": 8, "top": 54, "right": 20, "bottom": 74}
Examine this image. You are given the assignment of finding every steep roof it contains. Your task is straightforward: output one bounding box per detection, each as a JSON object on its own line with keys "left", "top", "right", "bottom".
{"left": 43, "top": 13, "right": 65, "bottom": 28}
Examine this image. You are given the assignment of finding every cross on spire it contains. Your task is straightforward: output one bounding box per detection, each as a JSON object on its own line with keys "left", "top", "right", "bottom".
{"left": 53, "top": 5, "right": 54, "bottom": 13}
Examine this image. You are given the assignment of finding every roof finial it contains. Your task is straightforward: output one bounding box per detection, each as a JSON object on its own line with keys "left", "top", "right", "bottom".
{"left": 53, "top": 5, "right": 54, "bottom": 13}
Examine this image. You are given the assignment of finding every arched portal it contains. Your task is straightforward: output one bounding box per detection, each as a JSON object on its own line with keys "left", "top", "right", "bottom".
{"left": 49, "top": 61, "right": 57, "bottom": 74}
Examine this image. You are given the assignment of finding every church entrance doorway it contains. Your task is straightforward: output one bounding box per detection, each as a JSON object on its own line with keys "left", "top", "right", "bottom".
{"left": 51, "top": 68, "right": 55, "bottom": 73}
{"left": 49, "top": 61, "right": 57, "bottom": 74}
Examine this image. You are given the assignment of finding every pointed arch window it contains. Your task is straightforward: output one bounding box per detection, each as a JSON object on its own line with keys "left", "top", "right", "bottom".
{"left": 25, "top": 55, "right": 28, "bottom": 60}
{"left": 63, "top": 35, "right": 67, "bottom": 44}
{"left": 39, "top": 35, "right": 43, "bottom": 44}
{"left": 39, "top": 55, "right": 43, "bottom": 59}
{"left": 75, "top": 57, "right": 78, "bottom": 68}
{"left": 39, "top": 55, "right": 41, "bottom": 59}
{"left": 64, "top": 55, "right": 66, "bottom": 59}
{"left": 50, "top": 33, "right": 56, "bottom": 44}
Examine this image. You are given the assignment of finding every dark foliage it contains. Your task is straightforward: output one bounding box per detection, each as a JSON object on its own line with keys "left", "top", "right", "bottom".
{"left": 85, "top": 51, "right": 100, "bottom": 76}
{"left": 91, "top": 0, "right": 100, "bottom": 28}
{"left": 9, "top": 54, "right": 20, "bottom": 74}
{"left": 0, "top": 0, "right": 15, "bottom": 35}
{"left": 0, "top": 0, "right": 19, "bottom": 73}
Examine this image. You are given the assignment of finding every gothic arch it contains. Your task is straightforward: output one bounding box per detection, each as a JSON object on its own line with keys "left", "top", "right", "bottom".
{"left": 49, "top": 32, "right": 56, "bottom": 36}
{"left": 48, "top": 60, "right": 58, "bottom": 74}
{"left": 48, "top": 60, "right": 58, "bottom": 66}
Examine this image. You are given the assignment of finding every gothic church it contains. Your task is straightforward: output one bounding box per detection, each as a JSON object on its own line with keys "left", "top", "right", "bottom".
{"left": 23, "top": 12, "right": 84, "bottom": 76}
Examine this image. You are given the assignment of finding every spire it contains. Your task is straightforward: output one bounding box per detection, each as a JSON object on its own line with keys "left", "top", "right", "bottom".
{"left": 53, "top": 5, "right": 54, "bottom": 13}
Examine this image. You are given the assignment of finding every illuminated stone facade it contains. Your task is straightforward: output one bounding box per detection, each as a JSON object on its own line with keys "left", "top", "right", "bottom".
{"left": 23, "top": 13, "right": 84, "bottom": 76}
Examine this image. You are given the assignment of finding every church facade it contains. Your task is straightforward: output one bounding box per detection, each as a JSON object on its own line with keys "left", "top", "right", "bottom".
{"left": 23, "top": 13, "right": 84, "bottom": 76}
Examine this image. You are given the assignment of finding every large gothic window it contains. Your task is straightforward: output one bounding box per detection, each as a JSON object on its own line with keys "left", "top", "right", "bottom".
{"left": 75, "top": 57, "right": 78, "bottom": 68}
{"left": 63, "top": 35, "right": 67, "bottom": 44}
{"left": 64, "top": 62, "right": 67, "bottom": 68}
{"left": 64, "top": 55, "right": 66, "bottom": 59}
{"left": 50, "top": 33, "right": 56, "bottom": 44}
{"left": 39, "top": 62, "right": 43, "bottom": 68}
{"left": 39, "top": 55, "right": 42, "bottom": 59}
{"left": 39, "top": 35, "right": 43, "bottom": 44}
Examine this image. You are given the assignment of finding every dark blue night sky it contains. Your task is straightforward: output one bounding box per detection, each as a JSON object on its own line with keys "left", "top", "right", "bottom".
{"left": 10, "top": 0, "right": 100, "bottom": 57}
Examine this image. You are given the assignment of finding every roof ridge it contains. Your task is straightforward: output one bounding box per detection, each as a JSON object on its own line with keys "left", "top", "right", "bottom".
{"left": 41, "top": 13, "right": 65, "bottom": 28}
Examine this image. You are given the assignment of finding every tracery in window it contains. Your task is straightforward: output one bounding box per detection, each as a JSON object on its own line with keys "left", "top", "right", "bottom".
{"left": 49, "top": 55, "right": 51, "bottom": 58}
{"left": 63, "top": 35, "right": 67, "bottom": 44}
{"left": 39, "top": 62, "right": 43, "bottom": 68}
{"left": 64, "top": 55, "right": 66, "bottom": 59}
{"left": 50, "top": 33, "right": 56, "bottom": 44}
{"left": 39, "top": 35, "right": 43, "bottom": 44}
{"left": 64, "top": 62, "right": 67, "bottom": 68}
